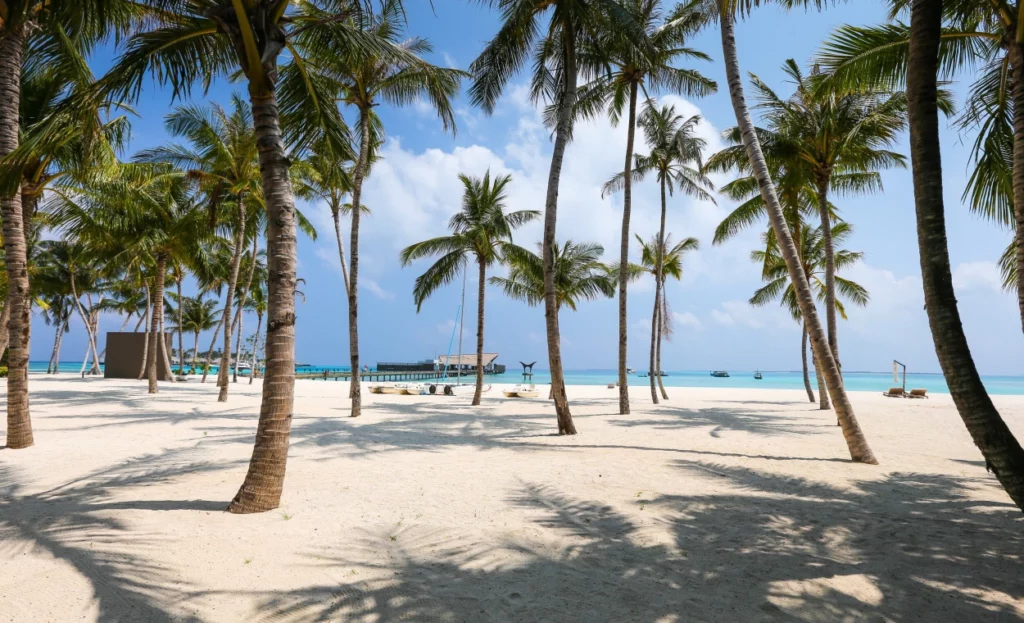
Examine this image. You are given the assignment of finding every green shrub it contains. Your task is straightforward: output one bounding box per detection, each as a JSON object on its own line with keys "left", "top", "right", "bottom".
{"left": 0, "top": 366, "right": 8, "bottom": 378}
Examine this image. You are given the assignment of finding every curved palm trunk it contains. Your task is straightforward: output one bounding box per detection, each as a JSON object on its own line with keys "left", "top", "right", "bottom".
{"left": 88, "top": 305, "right": 102, "bottom": 375}
{"left": 801, "top": 321, "right": 815, "bottom": 403}
{"left": 218, "top": 198, "right": 246, "bottom": 401}
{"left": 192, "top": 331, "right": 200, "bottom": 371}
{"left": 232, "top": 236, "right": 259, "bottom": 384}
{"left": 54, "top": 325, "right": 65, "bottom": 374}
{"left": 617, "top": 80, "right": 639, "bottom": 415}
{"left": 473, "top": 258, "right": 486, "bottom": 406}
{"left": 331, "top": 201, "right": 352, "bottom": 296}
{"left": 250, "top": 312, "right": 263, "bottom": 385}
{"left": 816, "top": 179, "right": 841, "bottom": 374}
{"left": 147, "top": 255, "right": 167, "bottom": 394}
{"left": 1010, "top": 43, "right": 1024, "bottom": 335}
{"left": 229, "top": 88, "right": 299, "bottom": 514}
{"left": 719, "top": 6, "right": 875, "bottom": 464}
{"left": 656, "top": 294, "right": 668, "bottom": 400}
{"left": 158, "top": 301, "right": 175, "bottom": 384}
{"left": 649, "top": 281, "right": 660, "bottom": 404}
{"left": 544, "top": 28, "right": 578, "bottom": 435}
{"left": 907, "top": 0, "right": 1024, "bottom": 510}
{"left": 71, "top": 275, "right": 101, "bottom": 378}
{"left": 177, "top": 275, "right": 185, "bottom": 374}
{"left": 347, "top": 109, "right": 370, "bottom": 417}
{"left": 48, "top": 323, "right": 61, "bottom": 374}
{"left": 1, "top": 26, "right": 32, "bottom": 448}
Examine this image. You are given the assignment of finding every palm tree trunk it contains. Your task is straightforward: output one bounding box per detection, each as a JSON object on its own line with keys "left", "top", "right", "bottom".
{"left": 200, "top": 317, "right": 223, "bottom": 383}
{"left": 649, "top": 277, "right": 660, "bottom": 404}
{"left": 158, "top": 298, "right": 175, "bottom": 384}
{"left": 802, "top": 321, "right": 815, "bottom": 403}
{"left": 656, "top": 176, "right": 670, "bottom": 401}
{"left": 192, "top": 331, "right": 200, "bottom": 371}
{"left": 718, "top": 5, "right": 875, "bottom": 464}
{"left": 54, "top": 325, "right": 65, "bottom": 374}
{"left": 0, "top": 304, "right": 10, "bottom": 363}
{"left": 232, "top": 236, "right": 258, "bottom": 384}
{"left": 544, "top": 27, "right": 578, "bottom": 435}
{"left": 472, "top": 257, "right": 487, "bottom": 405}
{"left": 1, "top": 25, "right": 32, "bottom": 448}
{"left": 70, "top": 274, "right": 99, "bottom": 378}
{"left": 147, "top": 255, "right": 167, "bottom": 394}
{"left": 1009, "top": 43, "right": 1024, "bottom": 335}
{"left": 177, "top": 274, "right": 185, "bottom": 374}
{"left": 250, "top": 312, "right": 263, "bottom": 385}
{"left": 617, "top": 80, "right": 639, "bottom": 415}
{"left": 88, "top": 304, "right": 102, "bottom": 375}
{"left": 331, "top": 200, "right": 351, "bottom": 296}
{"left": 816, "top": 179, "right": 841, "bottom": 374}
{"left": 218, "top": 197, "right": 246, "bottom": 401}
{"left": 907, "top": 0, "right": 1024, "bottom": 510}
{"left": 656, "top": 294, "right": 668, "bottom": 400}
{"left": 138, "top": 286, "right": 151, "bottom": 380}
{"left": 228, "top": 87, "right": 299, "bottom": 514}
{"left": 232, "top": 307, "right": 244, "bottom": 383}
{"left": 347, "top": 109, "right": 370, "bottom": 417}
{"left": 48, "top": 323, "right": 61, "bottom": 374}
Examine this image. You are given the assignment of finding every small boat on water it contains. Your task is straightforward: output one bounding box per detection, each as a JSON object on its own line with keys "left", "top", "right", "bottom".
{"left": 504, "top": 384, "right": 539, "bottom": 398}
{"left": 711, "top": 371, "right": 730, "bottom": 378}
{"left": 754, "top": 370, "right": 763, "bottom": 380}
{"left": 627, "top": 367, "right": 636, "bottom": 375}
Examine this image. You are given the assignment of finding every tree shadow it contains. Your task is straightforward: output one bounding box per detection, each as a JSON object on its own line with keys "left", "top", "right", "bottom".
{"left": 0, "top": 446, "right": 236, "bottom": 621}
{"left": 609, "top": 404, "right": 822, "bottom": 438}
{"left": 221, "top": 471, "right": 1022, "bottom": 622}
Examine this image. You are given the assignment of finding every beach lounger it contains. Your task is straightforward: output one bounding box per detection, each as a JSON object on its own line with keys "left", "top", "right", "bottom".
{"left": 907, "top": 388, "right": 928, "bottom": 399}
{"left": 883, "top": 387, "right": 905, "bottom": 398}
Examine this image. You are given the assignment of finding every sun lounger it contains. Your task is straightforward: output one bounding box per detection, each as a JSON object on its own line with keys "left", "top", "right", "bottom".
{"left": 906, "top": 388, "right": 928, "bottom": 399}
{"left": 883, "top": 387, "right": 905, "bottom": 398}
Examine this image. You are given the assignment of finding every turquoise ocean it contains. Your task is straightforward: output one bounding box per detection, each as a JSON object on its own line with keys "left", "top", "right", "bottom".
{"left": 32, "top": 361, "right": 1024, "bottom": 395}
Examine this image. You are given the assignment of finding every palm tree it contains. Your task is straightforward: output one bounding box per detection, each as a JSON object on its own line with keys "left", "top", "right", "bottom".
{"left": 904, "top": 0, "right": 1024, "bottom": 511}
{"left": 712, "top": 0, "right": 877, "bottom": 464}
{"left": 739, "top": 59, "right": 905, "bottom": 372}
{"left": 634, "top": 234, "right": 698, "bottom": 402}
{"left": 400, "top": 172, "right": 538, "bottom": 406}
{"left": 491, "top": 240, "right": 616, "bottom": 400}
{"left": 606, "top": 101, "right": 715, "bottom": 400}
{"left": 471, "top": 0, "right": 636, "bottom": 434}
{"left": 40, "top": 296, "right": 73, "bottom": 374}
{"left": 579, "top": 0, "right": 715, "bottom": 415}
{"left": 750, "top": 222, "right": 868, "bottom": 404}
{"left": 137, "top": 97, "right": 261, "bottom": 401}
{"left": 247, "top": 284, "right": 267, "bottom": 384}
{"left": 818, "top": 2, "right": 1024, "bottom": 334}
{"left": 175, "top": 295, "right": 220, "bottom": 372}
{"left": 329, "top": 0, "right": 463, "bottom": 417}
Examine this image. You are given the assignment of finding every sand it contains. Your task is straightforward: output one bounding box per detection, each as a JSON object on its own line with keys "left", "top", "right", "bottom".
{"left": 1, "top": 376, "right": 1022, "bottom": 622}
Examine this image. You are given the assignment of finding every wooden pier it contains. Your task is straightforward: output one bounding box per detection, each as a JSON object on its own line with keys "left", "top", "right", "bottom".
{"left": 295, "top": 368, "right": 451, "bottom": 383}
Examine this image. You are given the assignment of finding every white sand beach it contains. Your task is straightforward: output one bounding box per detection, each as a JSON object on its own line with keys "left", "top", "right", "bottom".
{"left": 2, "top": 377, "right": 1022, "bottom": 622}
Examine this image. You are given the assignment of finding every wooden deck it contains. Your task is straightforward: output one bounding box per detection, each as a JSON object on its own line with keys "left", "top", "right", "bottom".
{"left": 295, "top": 369, "right": 451, "bottom": 383}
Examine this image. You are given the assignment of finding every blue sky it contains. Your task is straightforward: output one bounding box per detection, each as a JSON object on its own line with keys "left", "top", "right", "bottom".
{"left": 41, "top": 1, "right": 1021, "bottom": 375}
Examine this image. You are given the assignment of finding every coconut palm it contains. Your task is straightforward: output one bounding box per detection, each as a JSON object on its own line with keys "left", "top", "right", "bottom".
{"left": 577, "top": 0, "right": 715, "bottom": 415}
{"left": 902, "top": 0, "right": 1024, "bottom": 511}
{"left": 175, "top": 295, "right": 220, "bottom": 372}
{"left": 710, "top": 0, "right": 877, "bottom": 464}
{"left": 606, "top": 101, "right": 715, "bottom": 400}
{"left": 633, "top": 233, "right": 699, "bottom": 403}
{"left": 328, "top": 0, "right": 464, "bottom": 417}
{"left": 246, "top": 284, "right": 267, "bottom": 384}
{"left": 400, "top": 172, "right": 538, "bottom": 406}
{"left": 0, "top": 0, "right": 137, "bottom": 450}
{"left": 750, "top": 222, "right": 869, "bottom": 404}
{"left": 40, "top": 295, "right": 74, "bottom": 374}
{"left": 471, "top": 0, "right": 638, "bottom": 434}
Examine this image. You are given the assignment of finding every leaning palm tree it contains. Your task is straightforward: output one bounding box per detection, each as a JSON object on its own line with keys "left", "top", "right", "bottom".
{"left": 471, "top": 0, "right": 637, "bottom": 434}
{"left": 709, "top": 0, "right": 876, "bottom": 464}
{"left": 400, "top": 172, "right": 538, "bottom": 406}
{"left": 105, "top": 0, "right": 417, "bottom": 513}
{"left": 136, "top": 96, "right": 261, "bottom": 401}
{"left": 634, "top": 233, "right": 698, "bottom": 402}
{"left": 491, "top": 240, "right": 616, "bottom": 400}
{"left": 606, "top": 101, "right": 715, "bottom": 400}
{"left": 329, "top": 0, "right": 464, "bottom": 417}
{"left": 902, "top": 0, "right": 1024, "bottom": 512}
{"left": 580, "top": 0, "right": 715, "bottom": 415}
{"left": 750, "top": 222, "right": 869, "bottom": 404}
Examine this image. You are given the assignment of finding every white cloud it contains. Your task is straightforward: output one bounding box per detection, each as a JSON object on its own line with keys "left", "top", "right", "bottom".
{"left": 361, "top": 278, "right": 395, "bottom": 301}
{"left": 710, "top": 300, "right": 764, "bottom": 329}
{"left": 672, "top": 311, "right": 702, "bottom": 329}
{"left": 952, "top": 261, "right": 1003, "bottom": 293}
{"left": 314, "top": 246, "right": 342, "bottom": 276}
{"left": 442, "top": 51, "right": 457, "bottom": 69}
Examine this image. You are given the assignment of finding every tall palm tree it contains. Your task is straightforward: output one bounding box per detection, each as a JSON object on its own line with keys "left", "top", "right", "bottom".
{"left": 400, "top": 172, "right": 538, "bottom": 406}
{"left": 175, "top": 295, "right": 220, "bottom": 372}
{"left": 105, "top": 0, "right": 412, "bottom": 513}
{"left": 818, "top": 1, "right": 1024, "bottom": 334}
{"left": 491, "top": 239, "right": 616, "bottom": 400}
{"left": 712, "top": 0, "right": 876, "bottom": 464}
{"left": 606, "top": 101, "right": 715, "bottom": 400}
{"left": 580, "top": 0, "right": 715, "bottom": 415}
{"left": 246, "top": 284, "right": 267, "bottom": 384}
{"left": 471, "top": 0, "right": 635, "bottom": 434}
{"left": 750, "top": 222, "right": 869, "bottom": 404}
{"left": 137, "top": 97, "right": 261, "bottom": 401}
{"left": 741, "top": 59, "right": 905, "bottom": 372}
{"left": 329, "top": 0, "right": 463, "bottom": 417}
{"left": 0, "top": 0, "right": 136, "bottom": 450}
{"left": 634, "top": 233, "right": 698, "bottom": 402}
{"left": 39, "top": 296, "right": 73, "bottom": 374}
{"left": 904, "top": 0, "right": 1024, "bottom": 512}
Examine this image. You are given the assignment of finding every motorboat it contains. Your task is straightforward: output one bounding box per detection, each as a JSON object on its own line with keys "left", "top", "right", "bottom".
{"left": 710, "top": 371, "right": 730, "bottom": 378}
{"left": 627, "top": 367, "right": 636, "bottom": 374}
{"left": 754, "top": 370, "right": 763, "bottom": 380}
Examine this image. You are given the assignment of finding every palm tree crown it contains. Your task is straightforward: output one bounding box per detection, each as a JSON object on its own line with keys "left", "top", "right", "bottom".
{"left": 492, "top": 241, "right": 616, "bottom": 312}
